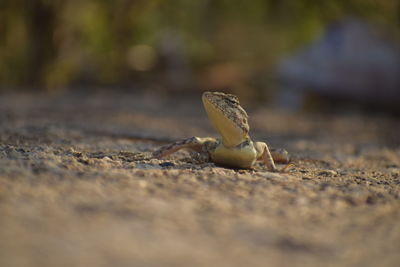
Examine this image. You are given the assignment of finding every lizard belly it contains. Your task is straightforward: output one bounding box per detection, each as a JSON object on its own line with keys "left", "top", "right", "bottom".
{"left": 210, "top": 142, "right": 257, "bottom": 168}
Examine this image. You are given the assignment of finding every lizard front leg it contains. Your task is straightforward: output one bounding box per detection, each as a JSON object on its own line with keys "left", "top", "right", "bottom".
{"left": 254, "top": 141, "right": 277, "bottom": 171}
{"left": 153, "top": 137, "right": 217, "bottom": 158}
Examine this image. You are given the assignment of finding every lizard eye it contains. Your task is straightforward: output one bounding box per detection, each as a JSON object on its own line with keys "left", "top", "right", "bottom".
{"left": 225, "top": 94, "right": 239, "bottom": 104}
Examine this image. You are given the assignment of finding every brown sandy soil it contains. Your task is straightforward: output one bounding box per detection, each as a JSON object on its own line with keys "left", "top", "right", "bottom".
{"left": 0, "top": 91, "right": 399, "bottom": 267}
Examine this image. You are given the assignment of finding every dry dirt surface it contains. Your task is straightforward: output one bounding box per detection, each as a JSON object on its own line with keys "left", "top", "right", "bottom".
{"left": 0, "top": 91, "right": 399, "bottom": 267}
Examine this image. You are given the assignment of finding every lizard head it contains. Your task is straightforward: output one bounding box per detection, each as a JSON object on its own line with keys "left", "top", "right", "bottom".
{"left": 202, "top": 91, "right": 250, "bottom": 147}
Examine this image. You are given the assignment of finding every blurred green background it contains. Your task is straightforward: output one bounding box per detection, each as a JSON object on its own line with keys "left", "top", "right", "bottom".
{"left": 0, "top": 0, "right": 399, "bottom": 98}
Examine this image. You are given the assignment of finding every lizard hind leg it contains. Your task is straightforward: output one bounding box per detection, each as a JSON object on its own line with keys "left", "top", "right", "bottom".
{"left": 270, "top": 148, "right": 290, "bottom": 164}
{"left": 152, "top": 137, "right": 217, "bottom": 159}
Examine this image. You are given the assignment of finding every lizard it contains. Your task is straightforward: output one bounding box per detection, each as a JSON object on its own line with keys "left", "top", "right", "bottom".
{"left": 151, "top": 91, "right": 290, "bottom": 171}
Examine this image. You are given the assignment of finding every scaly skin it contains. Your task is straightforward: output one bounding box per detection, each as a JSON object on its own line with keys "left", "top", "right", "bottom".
{"left": 153, "top": 91, "right": 289, "bottom": 171}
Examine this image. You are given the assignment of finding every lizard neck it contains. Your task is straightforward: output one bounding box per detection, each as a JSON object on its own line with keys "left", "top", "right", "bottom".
{"left": 221, "top": 135, "right": 251, "bottom": 148}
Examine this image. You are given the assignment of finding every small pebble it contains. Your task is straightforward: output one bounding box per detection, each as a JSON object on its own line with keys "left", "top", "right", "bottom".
{"left": 159, "top": 162, "right": 175, "bottom": 168}
{"left": 318, "top": 170, "right": 337, "bottom": 177}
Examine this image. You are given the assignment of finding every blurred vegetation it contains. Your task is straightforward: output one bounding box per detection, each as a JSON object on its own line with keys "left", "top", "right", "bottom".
{"left": 0, "top": 0, "right": 399, "bottom": 92}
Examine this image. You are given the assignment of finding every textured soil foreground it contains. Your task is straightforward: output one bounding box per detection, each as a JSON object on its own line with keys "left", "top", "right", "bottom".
{"left": 0, "top": 91, "right": 399, "bottom": 267}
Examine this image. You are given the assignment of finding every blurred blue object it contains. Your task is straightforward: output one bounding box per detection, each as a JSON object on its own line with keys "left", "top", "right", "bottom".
{"left": 277, "top": 18, "right": 400, "bottom": 111}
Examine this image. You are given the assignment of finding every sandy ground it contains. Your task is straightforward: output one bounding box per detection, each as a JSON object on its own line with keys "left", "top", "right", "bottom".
{"left": 0, "top": 91, "right": 399, "bottom": 267}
